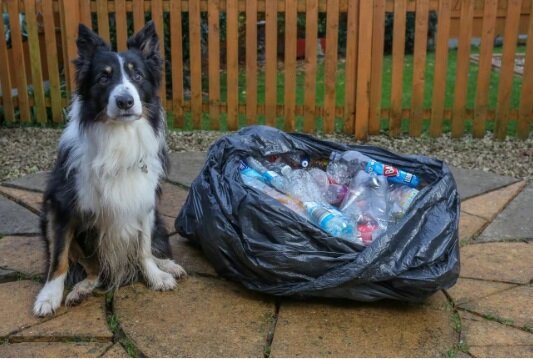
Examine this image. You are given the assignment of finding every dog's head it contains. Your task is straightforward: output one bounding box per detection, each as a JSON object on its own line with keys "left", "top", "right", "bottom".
{"left": 74, "top": 21, "right": 163, "bottom": 123}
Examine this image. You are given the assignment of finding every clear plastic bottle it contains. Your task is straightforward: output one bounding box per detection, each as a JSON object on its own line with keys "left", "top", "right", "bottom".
{"left": 245, "top": 157, "right": 289, "bottom": 193}
{"left": 327, "top": 151, "right": 420, "bottom": 188}
{"left": 304, "top": 202, "right": 354, "bottom": 240}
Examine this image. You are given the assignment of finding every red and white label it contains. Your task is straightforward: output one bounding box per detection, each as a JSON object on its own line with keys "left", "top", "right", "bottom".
{"left": 383, "top": 165, "right": 399, "bottom": 177}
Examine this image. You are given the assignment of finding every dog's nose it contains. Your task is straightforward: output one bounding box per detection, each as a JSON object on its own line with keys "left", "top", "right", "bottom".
{"left": 116, "top": 94, "right": 134, "bottom": 110}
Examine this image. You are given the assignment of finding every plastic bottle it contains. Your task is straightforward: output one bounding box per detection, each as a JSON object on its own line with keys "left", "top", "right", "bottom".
{"left": 304, "top": 202, "right": 354, "bottom": 240}
{"left": 367, "top": 174, "right": 389, "bottom": 227}
{"left": 388, "top": 184, "right": 419, "bottom": 219}
{"left": 245, "top": 157, "right": 289, "bottom": 193}
{"left": 339, "top": 171, "right": 371, "bottom": 220}
{"left": 282, "top": 152, "right": 310, "bottom": 168}
{"left": 327, "top": 151, "right": 420, "bottom": 188}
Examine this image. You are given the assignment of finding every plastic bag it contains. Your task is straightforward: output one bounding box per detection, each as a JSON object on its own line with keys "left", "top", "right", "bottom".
{"left": 175, "top": 125, "right": 460, "bottom": 302}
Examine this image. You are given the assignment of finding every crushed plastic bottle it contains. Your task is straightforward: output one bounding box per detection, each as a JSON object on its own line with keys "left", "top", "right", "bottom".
{"left": 388, "top": 184, "right": 420, "bottom": 219}
{"left": 245, "top": 157, "right": 289, "bottom": 193}
{"left": 327, "top": 151, "right": 420, "bottom": 188}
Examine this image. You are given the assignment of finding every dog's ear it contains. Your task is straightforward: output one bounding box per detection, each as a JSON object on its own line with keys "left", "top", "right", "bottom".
{"left": 127, "top": 21, "right": 160, "bottom": 59}
{"left": 76, "top": 24, "right": 110, "bottom": 60}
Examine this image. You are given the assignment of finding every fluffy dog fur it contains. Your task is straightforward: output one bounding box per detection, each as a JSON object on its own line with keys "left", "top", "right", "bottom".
{"left": 33, "top": 22, "right": 186, "bottom": 317}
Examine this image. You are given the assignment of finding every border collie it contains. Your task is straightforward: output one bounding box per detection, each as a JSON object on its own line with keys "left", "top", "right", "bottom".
{"left": 33, "top": 21, "right": 186, "bottom": 316}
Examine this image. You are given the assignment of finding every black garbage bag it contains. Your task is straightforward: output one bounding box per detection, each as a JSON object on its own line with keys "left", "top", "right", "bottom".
{"left": 175, "top": 125, "right": 460, "bottom": 302}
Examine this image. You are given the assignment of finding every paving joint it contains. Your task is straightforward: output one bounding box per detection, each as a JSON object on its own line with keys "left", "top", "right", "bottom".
{"left": 105, "top": 292, "right": 144, "bottom": 358}
{"left": 457, "top": 307, "right": 533, "bottom": 334}
{"left": 8, "top": 335, "right": 112, "bottom": 344}
{"left": 0, "top": 191, "right": 41, "bottom": 216}
{"left": 263, "top": 299, "right": 280, "bottom": 358}
{"left": 442, "top": 290, "right": 472, "bottom": 357}
{"left": 0, "top": 183, "right": 43, "bottom": 194}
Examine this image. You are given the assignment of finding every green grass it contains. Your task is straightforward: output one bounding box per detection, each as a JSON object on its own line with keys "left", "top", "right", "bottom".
{"left": 175, "top": 46, "right": 525, "bottom": 137}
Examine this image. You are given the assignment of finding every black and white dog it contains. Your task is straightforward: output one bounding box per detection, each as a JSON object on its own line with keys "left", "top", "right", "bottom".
{"left": 33, "top": 22, "right": 186, "bottom": 316}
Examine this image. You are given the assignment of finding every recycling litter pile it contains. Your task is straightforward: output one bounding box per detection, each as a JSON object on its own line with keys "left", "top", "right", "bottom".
{"left": 240, "top": 150, "right": 423, "bottom": 247}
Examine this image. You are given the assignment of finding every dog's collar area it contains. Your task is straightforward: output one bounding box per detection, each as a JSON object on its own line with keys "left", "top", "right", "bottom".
{"left": 139, "top": 159, "right": 148, "bottom": 173}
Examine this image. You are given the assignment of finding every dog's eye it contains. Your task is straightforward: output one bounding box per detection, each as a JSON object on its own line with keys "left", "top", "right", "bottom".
{"left": 98, "top": 73, "right": 110, "bottom": 85}
{"left": 133, "top": 70, "right": 143, "bottom": 82}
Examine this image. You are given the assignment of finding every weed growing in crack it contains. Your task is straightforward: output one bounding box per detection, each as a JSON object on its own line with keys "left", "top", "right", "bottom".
{"left": 482, "top": 312, "right": 514, "bottom": 326}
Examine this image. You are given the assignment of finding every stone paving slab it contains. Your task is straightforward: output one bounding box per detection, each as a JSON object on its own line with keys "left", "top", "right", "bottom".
{"left": 169, "top": 235, "right": 218, "bottom": 277}
{"left": 0, "top": 196, "right": 40, "bottom": 235}
{"left": 114, "top": 277, "right": 275, "bottom": 357}
{"left": 102, "top": 343, "right": 130, "bottom": 357}
{"left": 461, "top": 181, "right": 526, "bottom": 222}
{"left": 447, "top": 278, "right": 516, "bottom": 306}
{"left": 460, "top": 242, "right": 533, "bottom": 284}
{"left": 12, "top": 295, "right": 112, "bottom": 342}
{"left": 459, "top": 285, "right": 533, "bottom": 329}
{"left": 478, "top": 184, "right": 533, "bottom": 241}
{"left": 166, "top": 151, "right": 206, "bottom": 187}
{"left": 0, "top": 186, "right": 43, "bottom": 213}
{"left": 158, "top": 181, "right": 188, "bottom": 219}
{"left": 3, "top": 172, "right": 49, "bottom": 193}
{"left": 0, "top": 342, "right": 112, "bottom": 358}
{"left": 0, "top": 236, "right": 46, "bottom": 277}
{"left": 270, "top": 292, "right": 456, "bottom": 357}
{"left": 449, "top": 166, "right": 518, "bottom": 200}
{"left": 459, "top": 212, "right": 487, "bottom": 242}
{"left": 0, "top": 281, "right": 43, "bottom": 336}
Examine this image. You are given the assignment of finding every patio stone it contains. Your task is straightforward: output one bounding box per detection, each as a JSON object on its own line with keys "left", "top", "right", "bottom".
{"left": 460, "top": 242, "right": 533, "bottom": 284}
{"left": 157, "top": 181, "right": 188, "bottom": 218}
{"left": 0, "top": 342, "right": 111, "bottom": 358}
{"left": 478, "top": 184, "right": 533, "bottom": 241}
{"left": 169, "top": 234, "right": 217, "bottom": 277}
{"left": 449, "top": 166, "right": 518, "bottom": 200}
{"left": 12, "top": 295, "right": 112, "bottom": 342}
{"left": 3, "top": 172, "right": 49, "bottom": 193}
{"left": 166, "top": 151, "right": 206, "bottom": 187}
{"left": 461, "top": 311, "right": 533, "bottom": 347}
{"left": 114, "top": 277, "right": 275, "bottom": 357}
{"left": 459, "top": 212, "right": 487, "bottom": 242}
{"left": 102, "top": 343, "right": 129, "bottom": 357}
{"left": 0, "top": 281, "right": 43, "bottom": 336}
{"left": 462, "top": 181, "right": 526, "bottom": 221}
{"left": 0, "top": 236, "right": 46, "bottom": 276}
{"left": 270, "top": 293, "right": 456, "bottom": 357}
{"left": 0, "top": 196, "right": 40, "bottom": 235}
{"left": 447, "top": 278, "right": 516, "bottom": 305}
{"left": 459, "top": 285, "right": 533, "bottom": 329}
{"left": 0, "top": 186, "right": 43, "bottom": 213}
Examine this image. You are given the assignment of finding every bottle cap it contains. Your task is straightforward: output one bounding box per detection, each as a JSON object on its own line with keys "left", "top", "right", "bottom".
{"left": 329, "top": 152, "right": 340, "bottom": 161}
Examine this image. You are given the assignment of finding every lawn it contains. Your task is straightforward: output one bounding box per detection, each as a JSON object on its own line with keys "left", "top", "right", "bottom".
{"left": 177, "top": 46, "right": 524, "bottom": 136}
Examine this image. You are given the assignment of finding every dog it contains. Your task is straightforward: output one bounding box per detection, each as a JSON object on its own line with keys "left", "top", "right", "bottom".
{"left": 33, "top": 21, "right": 186, "bottom": 316}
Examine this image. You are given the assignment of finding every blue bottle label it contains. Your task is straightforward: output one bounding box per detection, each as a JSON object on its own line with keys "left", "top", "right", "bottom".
{"left": 365, "top": 160, "right": 420, "bottom": 188}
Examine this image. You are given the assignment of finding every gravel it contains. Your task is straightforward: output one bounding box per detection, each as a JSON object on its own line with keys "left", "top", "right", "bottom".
{"left": 1, "top": 127, "right": 531, "bottom": 183}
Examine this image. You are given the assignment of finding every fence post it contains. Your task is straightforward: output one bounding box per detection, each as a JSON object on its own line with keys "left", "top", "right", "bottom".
{"left": 59, "top": 0, "right": 81, "bottom": 98}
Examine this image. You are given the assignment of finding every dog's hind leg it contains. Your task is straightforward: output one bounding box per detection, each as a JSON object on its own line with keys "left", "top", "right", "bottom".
{"left": 140, "top": 210, "right": 185, "bottom": 291}
{"left": 65, "top": 241, "right": 100, "bottom": 306}
{"left": 34, "top": 211, "right": 74, "bottom": 316}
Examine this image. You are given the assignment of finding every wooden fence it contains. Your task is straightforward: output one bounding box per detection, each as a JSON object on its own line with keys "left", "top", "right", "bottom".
{"left": 0, "top": 0, "right": 532, "bottom": 139}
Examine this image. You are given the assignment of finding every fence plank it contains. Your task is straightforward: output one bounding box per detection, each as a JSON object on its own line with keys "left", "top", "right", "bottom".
{"left": 96, "top": 0, "right": 110, "bottom": 43}
{"left": 303, "top": 0, "right": 318, "bottom": 133}
{"left": 0, "top": 0, "right": 15, "bottom": 122}
{"left": 79, "top": 0, "right": 92, "bottom": 28}
{"left": 226, "top": 0, "right": 239, "bottom": 130}
{"left": 25, "top": 0, "right": 47, "bottom": 124}
{"left": 265, "top": 0, "right": 277, "bottom": 125}
{"left": 284, "top": 0, "right": 297, "bottom": 131}
{"left": 473, "top": 0, "right": 498, "bottom": 138}
{"left": 151, "top": 0, "right": 166, "bottom": 107}
{"left": 170, "top": 0, "right": 184, "bottom": 127}
{"left": 7, "top": 0, "right": 30, "bottom": 122}
{"left": 369, "top": 0, "right": 385, "bottom": 135}
{"left": 208, "top": 0, "right": 221, "bottom": 129}
{"left": 390, "top": 0, "right": 407, "bottom": 137}
{"left": 518, "top": 0, "right": 533, "bottom": 139}
{"left": 355, "top": 0, "right": 373, "bottom": 140}
{"left": 451, "top": 0, "right": 474, "bottom": 137}
{"left": 343, "top": 0, "right": 358, "bottom": 134}
{"left": 60, "top": 0, "right": 80, "bottom": 97}
{"left": 115, "top": 0, "right": 128, "bottom": 51}
{"left": 429, "top": 0, "right": 451, "bottom": 137}
{"left": 133, "top": 0, "right": 145, "bottom": 32}
{"left": 42, "top": 0, "right": 62, "bottom": 123}
{"left": 323, "top": 0, "right": 339, "bottom": 133}
{"left": 245, "top": 0, "right": 257, "bottom": 125}
{"left": 495, "top": 0, "right": 522, "bottom": 140}
{"left": 189, "top": 0, "right": 202, "bottom": 129}
{"left": 410, "top": 0, "right": 429, "bottom": 136}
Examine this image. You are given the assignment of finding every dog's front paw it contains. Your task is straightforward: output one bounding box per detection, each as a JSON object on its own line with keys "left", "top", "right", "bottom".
{"left": 33, "top": 291, "right": 62, "bottom": 317}
{"left": 155, "top": 258, "right": 187, "bottom": 279}
{"left": 65, "top": 278, "right": 98, "bottom": 306}
{"left": 148, "top": 270, "right": 177, "bottom": 291}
